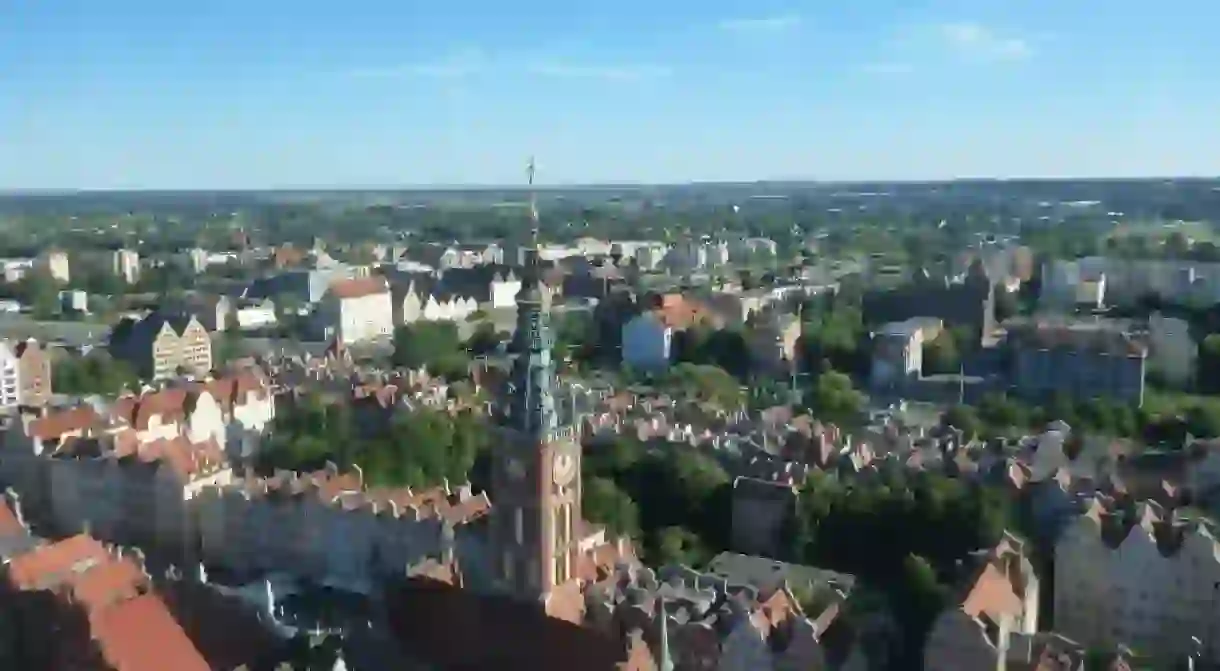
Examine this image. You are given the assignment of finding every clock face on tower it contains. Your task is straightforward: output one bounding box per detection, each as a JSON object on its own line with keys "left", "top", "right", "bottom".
{"left": 552, "top": 453, "right": 575, "bottom": 486}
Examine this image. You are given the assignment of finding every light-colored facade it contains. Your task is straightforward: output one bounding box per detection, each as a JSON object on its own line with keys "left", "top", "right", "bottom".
{"left": 1054, "top": 498, "right": 1220, "bottom": 665}
{"left": 112, "top": 248, "right": 141, "bottom": 284}
{"left": 109, "top": 312, "right": 213, "bottom": 380}
{"left": 1045, "top": 257, "right": 1220, "bottom": 308}
{"left": 234, "top": 302, "right": 278, "bottom": 330}
{"left": 320, "top": 276, "right": 394, "bottom": 345}
{"left": 1148, "top": 312, "right": 1196, "bottom": 387}
{"left": 870, "top": 317, "right": 944, "bottom": 388}
{"left": 14, "top": 339, "right": 52, "bottom": 406}
{"left": 490, "top": 273, "right": 522, "bottom": 309}
{"left": 37, "top": 249, "right": 70, "bottom": 283}
{"left": 0, "top": 340, "right": 20, "bottom": 409}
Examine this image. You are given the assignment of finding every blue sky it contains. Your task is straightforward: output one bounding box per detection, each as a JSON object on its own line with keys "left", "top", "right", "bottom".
{"left": 2, "top": 0, "right": 1218, "bottom": 188}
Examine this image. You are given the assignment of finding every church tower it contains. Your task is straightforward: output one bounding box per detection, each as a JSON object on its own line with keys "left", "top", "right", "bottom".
{"left": 491, "top": 157, "right": 583, "bottom": 603}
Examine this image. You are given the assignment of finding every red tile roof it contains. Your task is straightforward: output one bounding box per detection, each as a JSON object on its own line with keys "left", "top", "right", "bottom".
{"left": 27, "top": 405, "right": 100, "bottom": 441}
{"left": 329, "top": 276, "right": 389, "bottom": 300}
{"left": 92, "top": 593, "right": 211, "bottom": 671}
{"left": 6, "top": 535, "right": 210, "bottom": 671}
{"left": 648, "top": 293, "right": 717, "bottom": 329}
{"left": 5, "top": 534, "right": 109, "bottom": 591}
{"left": 0, "top": 496, "right": 25, "bottom": 537}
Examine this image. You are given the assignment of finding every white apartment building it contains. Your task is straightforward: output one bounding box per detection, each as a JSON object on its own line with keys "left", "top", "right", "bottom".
{"left": 38, "top": 249, "right": 70, "bottom": 283}
{"left": 112, "top": 248, "right": 141, "bottom": 284}
{"left": 0, "top": 340, "right": 20, "bottom": 409}
{"left": 1045, "top": 257, "right": 1220, "bottom": 309}
{"left": 320, "top": 276, "right": 394, "bottom": 345}
{"left": 1055, "top": 498, "right": 1220, "bottom": 665}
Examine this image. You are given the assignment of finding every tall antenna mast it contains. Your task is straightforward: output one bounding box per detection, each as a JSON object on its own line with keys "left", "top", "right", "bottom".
{"left": 527, "top": 156, "right": 539, "bottom": 249}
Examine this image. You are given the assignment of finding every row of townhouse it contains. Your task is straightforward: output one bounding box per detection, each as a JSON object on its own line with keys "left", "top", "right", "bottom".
{"left": 1055, "top": 498, "right": 1220, "bottom": 665}
{"left": 197, "top": 465, "right": 491, "bottom": 593}
{"left": 0, "top": 371, "right": 276, "bottom": 542}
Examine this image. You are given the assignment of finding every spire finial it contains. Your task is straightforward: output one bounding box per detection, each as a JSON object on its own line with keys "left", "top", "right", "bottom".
{"left": 527, "top": 156, "right": 539, "bottom": 249}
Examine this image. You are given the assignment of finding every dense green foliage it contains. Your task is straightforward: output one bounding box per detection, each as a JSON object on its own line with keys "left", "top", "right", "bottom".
{"left": 953, "top": 390, "right": 1220, "bottom": 442}
{"left": 258, "top": 393, "right": 490, "bottom": 490}
{"left": 52, "top": 353, "right": 140, "bottom": 396}
{"left": 790, "top": 468, "right": 1012, "bottom": 666}
{"left": 580, "top": 436, "right": 731, "bottom": 566}
{"left": 580, "top": 434, "right": 1015, "bottom": 668}
{"left": 391, "top": 321, "right": 471, "bottom": 378}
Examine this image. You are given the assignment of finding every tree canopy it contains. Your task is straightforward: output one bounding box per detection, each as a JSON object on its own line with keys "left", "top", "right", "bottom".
{"left": 391, "top": 321, "right": 470, "bottom": 379}
{"left": 259, "top": 394, "right": 490, "bottom": 490}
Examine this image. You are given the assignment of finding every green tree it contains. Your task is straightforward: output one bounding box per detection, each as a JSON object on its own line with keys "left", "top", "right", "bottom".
{"left": 464, "top": 322, "right": 501, "bottom": 357}
{"left": 942, "top": 405, "right": 982, "bottom": 440}
{"left": 651, "top": 526, "right": 706, "bottom": 566}
{"left": 1186, "top": 403, "right": 1220, "bottom": 438}
{"left": 1199, "top": 334, "right": 1220, "bottom": 394}
{"left": 582, "top": 477, "right": 640, "bottom": 537}
{"left": 809, "top": 370, "right": 865, "bottom": 425}
{"left": 391, "top": 321, "right": 468, "bottom": 377}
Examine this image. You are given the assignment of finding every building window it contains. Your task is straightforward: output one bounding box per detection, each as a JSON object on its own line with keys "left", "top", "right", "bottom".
{"left": 514, "top": 509, "right": 524, "bottom": 545}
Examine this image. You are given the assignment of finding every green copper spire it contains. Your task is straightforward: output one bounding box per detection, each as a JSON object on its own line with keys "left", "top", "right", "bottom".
{"left": 504, "top": 157, "right": 559, "bottom": 442}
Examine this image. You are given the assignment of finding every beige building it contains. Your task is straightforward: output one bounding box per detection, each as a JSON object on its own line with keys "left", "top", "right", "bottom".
{"left": 320, "top": 276, "right": 395, "bottom": 345}
{"left": 1055, "top": 497, "right": 1220, "bottom": 665}
{"left": 14, "top": 339, "right": 52, "bottom": 406}
{"left": 112, "top": 248, "right": 141, "bottom": 284}
{"left": 109, "top": 311, "right": 212, "bottom": 379}
{"left": 36, "top": 248, "right": 70, "bottom": 283}
{"left": 924, "top": 533, "right": 1040, "bottom": 671}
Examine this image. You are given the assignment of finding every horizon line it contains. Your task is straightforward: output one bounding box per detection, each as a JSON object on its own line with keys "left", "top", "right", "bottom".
{"left": 3, "top": 174, "right": 1219, "bottom": 195}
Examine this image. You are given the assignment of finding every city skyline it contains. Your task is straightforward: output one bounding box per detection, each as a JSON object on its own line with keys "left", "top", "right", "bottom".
{"left": 3, "top": 0, "right": 1218, "bottom": 189}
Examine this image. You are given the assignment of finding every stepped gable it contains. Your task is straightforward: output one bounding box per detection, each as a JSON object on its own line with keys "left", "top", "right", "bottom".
{"left": 237, "top": 466, "right": 491, "bottom": 523}
{"left": 1079, "top": 497, "right": 1205, "bottom": 557}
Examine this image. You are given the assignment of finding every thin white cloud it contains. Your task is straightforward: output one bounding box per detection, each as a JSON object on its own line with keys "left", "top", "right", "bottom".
{"left": 347, "top": 50, "right": 484, "bottom": 79}
{"left": 938, "top": 22, "right": 1032, "bottom": 60}
{"left": 717, "top": 15, "right": 802, "bottom": 33}
{"left": 860, "top": 62, "right": 914, "bottom": 75}
{"left": 528, "top": 63, "right": 672, "bottom": 81}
